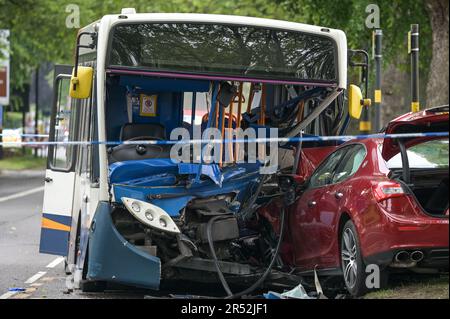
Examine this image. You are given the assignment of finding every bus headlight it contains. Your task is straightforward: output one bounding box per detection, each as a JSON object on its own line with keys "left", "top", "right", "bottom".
{"left": 131, "top": 201, "right": 141, "bottom": 213}
{"left": 121, "top": 197, "right": 180, "bottom": 234}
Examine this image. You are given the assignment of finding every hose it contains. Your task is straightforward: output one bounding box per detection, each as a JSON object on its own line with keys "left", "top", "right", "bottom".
{"left": 226, "top": 207, "right": 286, "bottom": 299}
{"left": 206, "top": 215, "right": 234, "bottom": 296}
{"left": 206, "top": 207, "right": 287, "bottom": 299}
{"left": 239, "top": 175, "right": 269, "bottom": 221}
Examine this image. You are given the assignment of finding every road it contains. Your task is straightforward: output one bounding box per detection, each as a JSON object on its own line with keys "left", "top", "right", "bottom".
{"left": 0, "top": 170, "right": 145, "bottom": 299}
{"left": 0, "top": 170, "right": 69, "bottom": 299}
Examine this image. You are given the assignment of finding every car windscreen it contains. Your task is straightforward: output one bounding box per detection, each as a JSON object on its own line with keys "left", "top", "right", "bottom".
{"left": 386, "top": 138, "right": 449, "bottom": 169}
{"left": 108, "top": 23, "right": 337, "bottom": 83}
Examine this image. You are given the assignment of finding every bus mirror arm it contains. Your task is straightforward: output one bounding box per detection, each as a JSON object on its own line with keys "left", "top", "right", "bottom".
{"left": 72, "top": 32, "right": 97, "bottom": 91}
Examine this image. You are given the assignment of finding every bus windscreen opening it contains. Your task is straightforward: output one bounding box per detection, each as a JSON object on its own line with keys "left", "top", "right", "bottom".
{"left": 108, "top": 23, "right": 338, "bottom": 83}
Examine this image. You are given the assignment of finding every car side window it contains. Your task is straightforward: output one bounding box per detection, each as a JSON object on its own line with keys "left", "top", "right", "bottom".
{"left": 309, "top": 147, "right": 349, "bottom": 188}
{"left": 332, "top": 144, "right": 366, "bottom": 184}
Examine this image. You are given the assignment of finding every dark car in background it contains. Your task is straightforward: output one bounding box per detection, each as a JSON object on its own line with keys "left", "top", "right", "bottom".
{"left": 259, "top": 106, "right": 449, "bottom": 296}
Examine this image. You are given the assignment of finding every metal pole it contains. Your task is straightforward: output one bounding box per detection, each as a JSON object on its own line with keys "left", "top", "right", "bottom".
{"left": 374, "top": 29, "right": 383, "bottom": 132}
{"left": 410, "top": 24, "right": 420, "bottom": 112}
{"left": 355, "top": 50, "right": 371, "bottom": 135}
{"left": 0, "top": 105, "right": 3, "bottom": 159}
{"left": 22, "top": 100, "right": 26, "bottom": 155}
{"left": 34, "top": 66, "right": 39, "bottom": 157}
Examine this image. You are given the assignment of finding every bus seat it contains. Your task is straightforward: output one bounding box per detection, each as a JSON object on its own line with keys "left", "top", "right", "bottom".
{"left": 120, "top": 123, "right": 166, "bottom": 141}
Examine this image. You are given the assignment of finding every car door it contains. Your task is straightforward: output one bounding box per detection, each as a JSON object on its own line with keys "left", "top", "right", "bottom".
{"left": 316, "top": 144, "right": 368, "bottom": 268}
{"left": 39, "top": 65, "right": 77, "bottom": 256}
{"left": 290, "top": 146, "right": 350, "bottom": 270}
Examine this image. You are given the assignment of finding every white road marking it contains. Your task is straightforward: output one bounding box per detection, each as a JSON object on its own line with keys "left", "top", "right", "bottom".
{"left": 46, "top": 257, "right": 65, "bottom": 268}
{"left": 0, "top": 291, "right": 18, "bottom": 299}
{"left": 0, "top": 185, "right": 55, "bottom": 299}
{"left": 24, "top": 271, "right": 47, "bottom": 284}
{"left": 0, "top": 186, "right": 45, "bottom": 203}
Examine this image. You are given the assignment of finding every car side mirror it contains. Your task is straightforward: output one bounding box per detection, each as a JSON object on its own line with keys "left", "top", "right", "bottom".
{"left": 278, "top": 174, "right": 307, "bottom": 206}
{"left": 292, "top": 174, "right": 307, "bottom": 185}
{"left": 278, "top": 174, "right": 307, "bottom": 191}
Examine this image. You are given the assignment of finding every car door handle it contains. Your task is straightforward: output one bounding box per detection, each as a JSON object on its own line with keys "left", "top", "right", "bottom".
{"left": 44, "top": 177, "right": 53, "bottom": 183}
{"left": 335, "top": 192, "right": 344, "bottom": 200}
{"left": 308, "top": 201, "right": 317, "bottom": 207}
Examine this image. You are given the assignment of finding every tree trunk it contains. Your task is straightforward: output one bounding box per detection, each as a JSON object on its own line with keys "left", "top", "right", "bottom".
{"left": 425, "top": 0, "right": 449, "bottom": 107}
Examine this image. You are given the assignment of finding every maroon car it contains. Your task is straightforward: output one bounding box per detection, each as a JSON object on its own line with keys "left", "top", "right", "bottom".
{"left": 259, "top": 106, "right": 449, "bottom": 296}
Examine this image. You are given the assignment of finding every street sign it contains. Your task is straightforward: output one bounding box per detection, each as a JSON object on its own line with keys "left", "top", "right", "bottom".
{"left": 0, "top": 29, "right": 10, "bottom": 106}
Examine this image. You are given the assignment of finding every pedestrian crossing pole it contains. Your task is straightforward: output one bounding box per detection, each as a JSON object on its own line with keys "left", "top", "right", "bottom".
{"left": 373, "top": 29, "right": 383, "bottom": 132}
{"left": 409, "top": 24, "right": 420, "bottom": 112}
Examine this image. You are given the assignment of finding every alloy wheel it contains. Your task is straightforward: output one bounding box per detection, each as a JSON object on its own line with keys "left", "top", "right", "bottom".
{"left": 341, "top": 228, "right": 358, "bottom": 289}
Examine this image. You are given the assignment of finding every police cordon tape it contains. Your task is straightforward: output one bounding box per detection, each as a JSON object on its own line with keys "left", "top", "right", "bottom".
{"left": 0, "top": 132, "right": 448, "bottom": 146}
{"left": 3, "top": 134, "right": 50, "bottom": 138}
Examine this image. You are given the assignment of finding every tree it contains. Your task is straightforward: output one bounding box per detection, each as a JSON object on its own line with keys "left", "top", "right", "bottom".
{"left": 425, "top": 0, "right": 449, "bottom": 107}
{"left": 277, "top": 0, "right": 448, "bottom": 108}
{"left": 1, "top": 0, "right": 446, "bottom": 110}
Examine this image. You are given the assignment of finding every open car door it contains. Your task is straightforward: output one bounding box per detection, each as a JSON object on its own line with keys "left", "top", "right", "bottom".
{"left": 39, "top": 65, "right": 77, "bottom": 256}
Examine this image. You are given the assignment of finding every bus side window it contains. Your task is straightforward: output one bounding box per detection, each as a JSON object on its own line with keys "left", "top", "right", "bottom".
{"left": 90, "top": 87, "right": 100, "bottom": 184}
{"left": 50, "top": 76, "right": 76, "bottom": 170}
{"left": 183, "top": 92, "right": 208, "bottom": 126}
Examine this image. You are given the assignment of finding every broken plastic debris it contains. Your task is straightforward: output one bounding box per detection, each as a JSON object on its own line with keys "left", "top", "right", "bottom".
{"left": 263, "top": 283, "right": 313, "bottom": 299}
{"left": 8, "top": 288, "right": 26, "bottom": 292}
{"left": 281, "top": 283, "right": 313, "bottom": 299}
{"left": 263, "top": 291, "right": 283, "bottom": 299}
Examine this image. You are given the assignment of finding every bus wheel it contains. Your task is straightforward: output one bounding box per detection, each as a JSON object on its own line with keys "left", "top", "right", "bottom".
{"left": 64, "top": 259, "right": 72, "bottom": 275}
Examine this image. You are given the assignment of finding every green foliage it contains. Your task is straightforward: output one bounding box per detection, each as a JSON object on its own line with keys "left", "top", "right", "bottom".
{"left": 0, "top": 152, "right": 47, "bottom": 170}
{"left": 277, "top": 0, "right": 432, "bottom": 76}
{"left": 0, "top": 0, "right": 434, "bottom": 95}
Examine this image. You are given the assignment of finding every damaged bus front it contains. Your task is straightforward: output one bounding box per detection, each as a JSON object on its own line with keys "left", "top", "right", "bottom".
{"left": 39, "top": 11, "right": 351, "bottom": 294}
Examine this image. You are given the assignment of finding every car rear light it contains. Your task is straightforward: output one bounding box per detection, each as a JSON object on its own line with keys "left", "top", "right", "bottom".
{"left": 373, "top": 181, "right": 405, "bottom": 202}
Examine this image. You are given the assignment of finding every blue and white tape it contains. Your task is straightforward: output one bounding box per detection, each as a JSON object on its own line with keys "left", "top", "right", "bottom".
{"left": 0, "top": 132, "right": 448, "bottom": 146}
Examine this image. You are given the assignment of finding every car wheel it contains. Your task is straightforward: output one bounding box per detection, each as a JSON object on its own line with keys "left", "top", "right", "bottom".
{"left": 340, "top": 220, "right": 367, "bottom": 297}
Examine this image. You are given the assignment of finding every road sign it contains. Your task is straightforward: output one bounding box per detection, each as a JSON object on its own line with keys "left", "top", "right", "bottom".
{"left": 0, "top": 30, "right": 10, "bottom": 106}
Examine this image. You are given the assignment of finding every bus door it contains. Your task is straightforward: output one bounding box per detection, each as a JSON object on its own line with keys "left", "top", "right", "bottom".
{"left": 39, "top": 65, "right": 77, "bottom": 256}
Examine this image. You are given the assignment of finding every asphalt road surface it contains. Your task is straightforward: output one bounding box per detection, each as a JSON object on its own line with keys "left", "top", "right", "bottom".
{"left": 0, "top": 170, "right": 151, "bottom": 299}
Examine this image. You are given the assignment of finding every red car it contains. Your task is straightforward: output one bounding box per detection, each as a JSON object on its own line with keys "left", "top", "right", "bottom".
{"left": 259, "top": 106, "right": 449, "bottom": 296}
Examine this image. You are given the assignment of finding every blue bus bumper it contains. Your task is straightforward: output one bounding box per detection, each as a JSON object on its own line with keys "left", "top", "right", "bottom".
{"left": 87, "top": 202, "right": 161, "bottom": 290}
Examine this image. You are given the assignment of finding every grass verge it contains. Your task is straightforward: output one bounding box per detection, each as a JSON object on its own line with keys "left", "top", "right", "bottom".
{"left": 0, "top": 154, "right": 47, "bottom": 171}
{"left": 364, "top": 274, "right": 449, "bottom": 299}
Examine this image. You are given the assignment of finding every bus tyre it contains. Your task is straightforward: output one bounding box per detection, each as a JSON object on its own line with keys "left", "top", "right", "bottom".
{"left": 64, "top": 259, "right": 72, "bottom": 275}
{"left": 80, "top": 280, "right": 107, "bottom": 293}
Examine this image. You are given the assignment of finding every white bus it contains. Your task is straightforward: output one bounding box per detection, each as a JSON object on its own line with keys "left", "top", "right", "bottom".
{"left": 39, "top": 9, "right": 365, "bottom": 293}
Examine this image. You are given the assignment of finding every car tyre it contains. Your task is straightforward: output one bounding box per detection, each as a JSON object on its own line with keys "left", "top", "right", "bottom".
{"left": 340, "top": 220, "right": 368, "bottom": 297}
